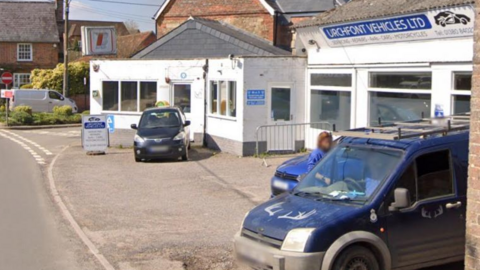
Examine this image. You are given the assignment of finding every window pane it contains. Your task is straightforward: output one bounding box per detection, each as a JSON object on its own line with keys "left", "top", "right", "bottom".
{"left": 271, "top": 88, "right": 291, "bottom": 121}
{"left": 174, "top": 84, "right": 191, "bottom": 113}
{"left": 311, "top": 74, "right": 352, "bottom": 87}
{"left": 311, "top": 90, "right": 351, "bottom": 130}
{"left": 396, "top": 164, "right": 417, "bottom": 203}
{"left": 416, "top": 150, "right": 453, "bottom": 201}
{"left": 18, "top": 44, "right": 32, "bottom": 61}
{"left": 14, "top": 73, "right": 30, "bottom": 88}
{"left": 140, "top": 82, "right": 157, "bottom": 111}
{"left": 454, "top": 73, "right": 472, "bottom": 91}
{"left": 370, "top": 72, "right": 432, "bottom": 90}
{"left": 228, "top": 81, "right": 237, "bottom": 117}
{"left": 219, "top": 81, "right": 227, "bottom": 116}
{"left": 103, "top": 82, "right": 119, "bottom": 111}
{"left": 49, "top": 91, "right": 62, "bottom": 100}
{"left": 453, "top": 95, "right": 470, "bottom": 114}
{"left": 210, "top": 81, "right": 218, "bottom": 114}
{"left": 121, "top": 81, "right": 138, "bottom": 112}
{"left": 369, "top": 92, "right": 430, "bottom": 125}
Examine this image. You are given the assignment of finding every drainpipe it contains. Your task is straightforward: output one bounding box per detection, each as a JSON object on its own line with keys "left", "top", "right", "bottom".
{"left": 203, "top": 59, "right": 209, "bottom": 147}
{"left": 273, "top": 12, "right": 278, "bottom": 46}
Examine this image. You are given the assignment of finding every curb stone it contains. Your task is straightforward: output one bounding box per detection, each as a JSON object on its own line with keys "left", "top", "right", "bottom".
{"left": 0, "top": 123, "right": 82, "bottom": 130}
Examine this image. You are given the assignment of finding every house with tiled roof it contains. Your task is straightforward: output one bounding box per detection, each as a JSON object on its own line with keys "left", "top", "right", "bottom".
{"left": 153, "top": 0, "right": 341, "bottom": 51}
{"left": 0, "top": 0, "right": 62, "bottom": 89}
{"left": 68, "top": 20, "right": 130, "bottom": 52}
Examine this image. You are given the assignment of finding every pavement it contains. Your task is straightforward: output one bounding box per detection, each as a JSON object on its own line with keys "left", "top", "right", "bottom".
{"left": 0, "top": 126, "right": 465, "bottom": 270}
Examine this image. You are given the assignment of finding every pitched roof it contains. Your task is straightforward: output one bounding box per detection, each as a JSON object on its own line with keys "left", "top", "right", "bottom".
{"left": 68, "top": 20, "right": 130, "bottom": 38}
{"left": 134, "top": 17, "right": 290, "bottom": 59}
{"left": 0, "top": 1, "right": 59, "bottom": 43}
{"left": 295, "top": 0, "right": 475, "bottom": 28}
{"left": 153, "top": 0, "right": 275, "bottom": 20}
{"left": 117, "top": 31, "right": 157, "bottom": 58}
{"left": 269, "top": 0, "right": 335, "bottom": 14}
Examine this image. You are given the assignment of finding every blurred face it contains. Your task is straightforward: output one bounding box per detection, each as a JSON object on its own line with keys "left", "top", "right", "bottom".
{"left": 317, "top": 133, "right": 333, "bottom": 152}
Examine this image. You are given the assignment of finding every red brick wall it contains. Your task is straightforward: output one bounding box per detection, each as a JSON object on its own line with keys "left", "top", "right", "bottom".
{"left": 0, "top": 42, "right": 59, "bottom": 73}
{"left": 466, "top": 1, "right": 480, "bottom": 268}
{"left": 156, "top": 0, "right": 274, "bottom": 42}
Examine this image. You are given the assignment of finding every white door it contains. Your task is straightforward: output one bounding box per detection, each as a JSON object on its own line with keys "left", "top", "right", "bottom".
{"left": 268, "top": 85, "right": 295, "bottom": 152}
{"left": 172, "top": 83, "right": 193, "bottom": 140}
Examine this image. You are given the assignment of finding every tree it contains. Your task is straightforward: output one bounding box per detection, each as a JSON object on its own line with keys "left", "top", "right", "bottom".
{"left": 30, "top": 62, "right": 89, "bottom": 96}
{"left": 125, "top": 20, "right": 140, "bottom": 34}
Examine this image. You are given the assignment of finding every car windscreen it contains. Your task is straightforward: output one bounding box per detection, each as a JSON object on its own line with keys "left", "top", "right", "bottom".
{"left": 294, "top": 146, "right": 402, "bottom": 203}
{"left": 139, "top": 111, "right": 182, "bottom": 129}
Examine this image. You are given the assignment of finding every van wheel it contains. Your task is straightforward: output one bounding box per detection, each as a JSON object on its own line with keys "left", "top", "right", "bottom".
{"left": 333, "top": 246, "right": 379, "bottom": 270}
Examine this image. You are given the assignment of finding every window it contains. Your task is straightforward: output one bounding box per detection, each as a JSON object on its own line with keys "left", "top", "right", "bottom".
{"left": 311, "top": 90, "right": 351, "bottom": 130}
{"left": 370, "top": 72, "right": 432, "bottom": 90}
{"left": 271, "top": 87, "right": 291, "bottom": 121}
{"left": 17, "top": 43, "right": 32, "bottom": 61}
{"left": 140, "top": 82, "right": 157, "bottom": 111}
{"left": 103, "top": 81, "right": 119, "bottom": 111}
{"left": 49, "top": 91, "right": 63, "bottom": 100}
{"left": 369, "top": 92, "right": 430, "bottom": 125}
{"left": 121, "top": 82, "right": 138, "bottom": 112}
{"left": 311, "top": 74, "right": 352, "bottom": 87}
{"left": 173, "top": 84, "right": 191, "bottom": 113}
{"left": 396, "top": 164, "right": 417, "bottom": 203}
{"left": 452, "top": 72, "right": 471, "bottom": 114}
{"left": 13, "top": 73, "right": 31, "bottom": 88}
{"left": 209, "top": 80, "right": 237, "bottom": 118}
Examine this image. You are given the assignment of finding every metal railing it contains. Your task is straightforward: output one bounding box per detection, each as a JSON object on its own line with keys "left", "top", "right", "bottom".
{"left": 255, "top": 122, "right": 332, "bottom": 157}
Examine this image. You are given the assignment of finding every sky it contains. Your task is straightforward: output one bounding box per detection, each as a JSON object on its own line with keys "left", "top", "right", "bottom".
{"left": 12, "top": 0, "right": 164, "bottom": 32}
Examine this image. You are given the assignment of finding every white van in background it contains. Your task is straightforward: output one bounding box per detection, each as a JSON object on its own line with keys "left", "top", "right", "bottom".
{"left": 10, "top": 89, "right": 78, "bottom": 113}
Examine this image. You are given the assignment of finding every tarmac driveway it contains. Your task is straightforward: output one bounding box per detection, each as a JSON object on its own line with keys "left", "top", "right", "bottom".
{"left": 53, "top": 145, "right": 288, "bottom": 270}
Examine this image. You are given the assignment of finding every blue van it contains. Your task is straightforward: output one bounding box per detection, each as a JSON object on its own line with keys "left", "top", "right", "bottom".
{"left": 235, "top": 119, "right": 469, "bottom": 270}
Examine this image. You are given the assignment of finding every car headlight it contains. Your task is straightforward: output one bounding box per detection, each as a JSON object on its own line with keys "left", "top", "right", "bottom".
{"left": 173, "top": 132, "right": 185, "bottom": 141}
{"left": 134, "top": 135, "right": 145, "bottom": 143}
{"left": 281, "top": 228, "right": 315, "bottom": 252}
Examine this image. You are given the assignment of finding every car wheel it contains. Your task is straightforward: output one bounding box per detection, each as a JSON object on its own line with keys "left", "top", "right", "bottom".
{"left": 333, "top": 246, "right": 380, "bottom": 270}
{"left": 181, "top": 150, "right": 189, "bottom": 161}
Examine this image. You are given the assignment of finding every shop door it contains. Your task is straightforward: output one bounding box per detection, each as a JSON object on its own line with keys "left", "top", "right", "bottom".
{"left": 268, "top": 86, "right": 295, "bottom": 152}
{"left": 172, "top": 84, "right": 193, "bottom": 140}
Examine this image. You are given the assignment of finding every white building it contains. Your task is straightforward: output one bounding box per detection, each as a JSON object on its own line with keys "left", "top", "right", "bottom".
{"left": 295, "top": 0, "right": 474, "bottom": 130}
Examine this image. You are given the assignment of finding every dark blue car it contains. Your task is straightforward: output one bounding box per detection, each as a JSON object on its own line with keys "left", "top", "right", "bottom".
{"left": 271, "top": 155, "right": 309, "bottom": 196}
{"left": 236, "top": 123, "right": 468, "bottom": 270}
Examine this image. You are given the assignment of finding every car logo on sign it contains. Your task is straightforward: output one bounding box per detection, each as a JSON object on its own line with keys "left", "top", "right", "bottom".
{"left": 88, "top": 117, "right": 101, "bottom": 122}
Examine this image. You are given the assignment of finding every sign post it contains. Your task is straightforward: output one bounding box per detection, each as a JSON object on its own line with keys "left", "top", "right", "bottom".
{"left": 82, "top": 115, "right": 108, "bottom": 155}
{"left": 1, "top": 72, "right": 13, "bottom": 126}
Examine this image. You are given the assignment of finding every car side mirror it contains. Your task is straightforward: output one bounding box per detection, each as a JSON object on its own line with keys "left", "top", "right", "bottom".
{"left": 185, "top": 120, "right": 191, "bottom": 127}
{"left": 60, "top": 96, "right": 65, "bottom": 101}
{"left": 389, "top": 188, "right": 411, "bottom": 212}
{"left": 131, "top": 124, "right": 138, "bottom": 130}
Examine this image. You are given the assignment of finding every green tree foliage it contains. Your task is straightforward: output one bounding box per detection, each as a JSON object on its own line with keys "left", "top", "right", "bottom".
{"left": 30, "top": 62, "right": 89, "bottom": 96}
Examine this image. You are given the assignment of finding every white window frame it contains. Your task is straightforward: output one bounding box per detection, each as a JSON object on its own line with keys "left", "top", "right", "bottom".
{"left": 366, "top": 68, "right": 433, "bottom": 125}
{"left": 13, "top": 73, "right": 31, "bottom": 89}
{"left": 450, "top": 71, "right": 472, "bottom": 115}
{"left": 208, "top": 79, "right": 237, "bottom": 119}
{"left": 101, "top": 80, "right": 158, "bottom": 114}
{"left": 17, "top": 43, "right": 33, "bottom": 61}
{"left": 308, "top": 69, "right": 355, "bottom": 129}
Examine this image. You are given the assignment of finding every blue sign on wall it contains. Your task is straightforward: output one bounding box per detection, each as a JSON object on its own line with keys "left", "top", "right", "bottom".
{"left": 323, "top": 14, "right": 432, "bottom": 40}
{"left": 107, "top": 115, "right": 115, "bottom": 133}
{"left": 247, "top": 90, "right": 265, "bottom": 100}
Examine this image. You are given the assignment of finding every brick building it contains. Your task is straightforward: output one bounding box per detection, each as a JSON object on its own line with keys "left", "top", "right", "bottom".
{"left": 67, "top": 20, "right": 129, "bottom": 52}
{"left": 153, "top": 0, "right": 338, "bottom": 51}
{"left": 0, "top": 1, "right": 61, "bottom": 89}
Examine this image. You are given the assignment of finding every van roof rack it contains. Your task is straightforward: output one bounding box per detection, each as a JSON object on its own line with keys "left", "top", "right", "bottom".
{"left": 333, "top": 113, "right": 470, "bottom": 141}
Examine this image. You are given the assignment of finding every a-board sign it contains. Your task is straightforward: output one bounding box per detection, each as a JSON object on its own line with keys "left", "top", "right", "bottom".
{"left": 82, "top": 115, "right": 108, "bottom": 152}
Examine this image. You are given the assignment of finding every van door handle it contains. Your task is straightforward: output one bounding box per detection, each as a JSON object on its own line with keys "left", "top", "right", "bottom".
{"left": 446, "top": 202, "right": 462, "bottom": 209}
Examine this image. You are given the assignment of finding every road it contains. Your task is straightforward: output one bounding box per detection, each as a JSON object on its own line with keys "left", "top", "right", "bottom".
{"left": 0, "top": 128, "right": 100, "bottom": 270}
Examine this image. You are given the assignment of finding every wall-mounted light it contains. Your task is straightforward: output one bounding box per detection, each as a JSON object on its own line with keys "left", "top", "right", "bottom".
{"left": 308, "top": 39, "right": 320, "bottom": 51}
{"left": 93, "top": 64, "right": 100, "bottom": 72}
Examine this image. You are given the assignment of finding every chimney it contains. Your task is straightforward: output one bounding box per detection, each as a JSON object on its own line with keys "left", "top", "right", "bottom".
{"left": 56, "top": 0, "right": 64, "bottom": 23}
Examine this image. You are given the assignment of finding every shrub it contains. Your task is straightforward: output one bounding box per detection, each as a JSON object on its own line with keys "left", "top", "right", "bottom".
{"left": 0, "top": 105, "right": 5, "bottom": 113}
{"left": 13, "top": 105, "right": 33, "bottom": 116}
{"left": 53, "top": 105, "right": 73, "bottom": 116}
{"left": 71, "top": 114, "right": 82, "bottom": 123}
{"left": 20, "top": 84, "right": 33, "bottom": 89}
{"left": 10, "top": 111, "right": 33, "bottom": 125}
{"left": 82, "top": 110, "right": 90, "bottom": 115}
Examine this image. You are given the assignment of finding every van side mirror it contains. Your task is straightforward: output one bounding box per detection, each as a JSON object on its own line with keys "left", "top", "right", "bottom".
{"left": 185, "top": 120, "right": 191, "bottom": 127}
{"left": 389, "top": 188, "right": 411, "bottom": 212}
{"left": 131, "top": 124, "right": 138, "bottom": 130}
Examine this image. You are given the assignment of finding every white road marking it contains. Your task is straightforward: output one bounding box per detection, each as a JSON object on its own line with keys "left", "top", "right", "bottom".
{"left": 23, "top": 130, "right": 81, "bottom": 138}
{"left": 0, "top": 131, "right": 46, "bottom": 165}
{"left": 2, "top": 130, "right": 53, "bottom": 155}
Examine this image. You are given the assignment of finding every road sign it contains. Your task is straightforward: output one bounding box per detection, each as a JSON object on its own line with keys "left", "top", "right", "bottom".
{"left": 1, "top": 72, "right": 13, "bottom": 85}
{"left": 107, "top": 115, "right": 115, "bottom": 133}
{"left": 82, "top": 115, "right": 108, "bottom": 152}
{"left": 0, "top": 90, "right": 13, "bottom": 99}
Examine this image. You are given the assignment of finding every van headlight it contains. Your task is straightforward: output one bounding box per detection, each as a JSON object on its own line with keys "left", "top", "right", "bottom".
{"left": 281, "top": 228, "right": 315, "bottom": 252}
{"left": 173, "top": 132, "right": 185, "bottom": 141}
{"left": 134, "top": 135, "right": 145, "bottom": 143}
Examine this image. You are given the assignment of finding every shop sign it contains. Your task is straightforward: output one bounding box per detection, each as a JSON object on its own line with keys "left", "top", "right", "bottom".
{"left": 107, "top": 115, "right": 115, "bottom": 134}
{"left": 81, "top": 26, "right": 117, "bottom": 56}
{"left": 82, "top": 115, "right": 109, "bottom": 152}
{"left": 247, "top": 89, "right": 265, "bottom": 106}
{"left": 321, "top": 6, "right": 474, "bottom": 47}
